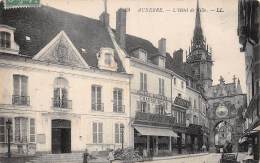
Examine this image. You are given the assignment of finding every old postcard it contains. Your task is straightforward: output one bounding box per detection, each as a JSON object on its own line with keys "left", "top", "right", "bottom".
{"left": 0, "top": 0, "right": 259, "bottom": 163}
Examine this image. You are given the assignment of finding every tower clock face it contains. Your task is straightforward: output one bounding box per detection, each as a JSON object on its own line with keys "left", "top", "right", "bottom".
{"left": 216, "top": 105, "right": 228, "bottom": 118}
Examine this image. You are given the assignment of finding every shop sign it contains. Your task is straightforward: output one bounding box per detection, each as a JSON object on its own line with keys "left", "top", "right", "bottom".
{"left": 174, "top": 97, "right": 190, "bottom": 108}
{"left": 135, "top": 111, "right": 174, "bottom": 126}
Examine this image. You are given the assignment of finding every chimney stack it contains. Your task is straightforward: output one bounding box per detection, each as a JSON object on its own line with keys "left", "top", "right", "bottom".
{"left": 172, "top": 49, "right": 184, "bottom": 65}
{"left": 99, "top": 0, "right": 109, "bottom": 26}
{"left": 116, "top": 8, "right": 127, "bottom": 48}
{"left": 158, "top": 38, "right": 166, "bottom": 57}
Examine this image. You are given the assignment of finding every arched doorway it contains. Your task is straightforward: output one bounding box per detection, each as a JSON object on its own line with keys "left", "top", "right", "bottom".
{"left": 214, "top": 121, "right": 232, "bottom": 150}
{"left": 52, "top": 119, "right": 71, "bottom": 153}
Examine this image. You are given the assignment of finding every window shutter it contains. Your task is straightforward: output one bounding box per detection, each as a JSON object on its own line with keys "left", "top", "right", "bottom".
{"left": 15, "top": 118, "right": 20, "bottom": 142}
{"left": 91, "top": 86, "right": 95, "bottom": 110}
{"left": 162, "top": 79, "right": 164, "bottom": 95}
{"left": 159, "top": 78, "right": 161, "bottom": 94}
{"left": 13, "top": 75, "right": 20, "bottom": 96}
{"left": 120, "top": 124, "right": 124, "bottom": 143}
{"left": 0, "top": 118, "right": 4, "bottom": 142}
{"left": 115, "top": 124, "right": 119, "bottom": 143}
{"left": 30, "top": 119, "right": 35, "bottom": 142}
{"left": 144, "top": 74, "right": 147, "bottom": 91}
{"left": 21, "top": 118, "right": 28, "bottom": 143}
{"left": 54, "top": 88, "right": 60, "bottom": 100}
{"left": 93, "top": 122, "right": 97, "bottom": 143}
{"left": 21, "top": 76, "right": 28, "bottom": 96}
{"left": 113, "top": 89, "right": 117, "bottom": 112}
{"left": 140, "top": 73, "right": 143, "bottom": 90}
{"left": 98, "top": 123, "right": 103, "bottom": 143}
{"left": 97, "top": 87, "right": 101, "bottom": 110}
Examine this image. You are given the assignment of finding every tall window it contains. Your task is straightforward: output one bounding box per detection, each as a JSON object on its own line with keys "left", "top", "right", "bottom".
{"left": 193, "top": 115, "right": 198, "bottom": 125}
{"left": 159, "top": 78, "right": 165, "bottom": 95}
{"left": 93, "top": 122, "right": 103, "bottom": 144}
{"left": 115, "top": 123, "right": 124, "bottom": 143}
{"left": 113, "top": 88, "right": 124, "bottom": 113}
{"left": 0, "top": 32, "right": 11, "bottom": 48}
{"left": 14, "top": 117, "right": 35, "bottom": 143}
{"left": 137, "top": 101, "right": 150, "bottom": 113}
{"left": 53, "top": 77, "right": 70, "bottom": 108}
{"left": 0, "top": 117, "right": 13, "bottom": 143}
{"left": 194, "top": 99, "right": 197, "bottom": 109}
{"left": 13, "top": 75, "right": 29, "bottom": 105}
{"left": 140, "top": 73, "right": 147, "bottom": 91}
{"left": 91, "top": 85, "right": 103, "bottom": 111}
{"left": 181, "top": 81, "right": 184, "bottom": 89}
{"left": 104, "top": 53, "right": 112, "bottom": 65}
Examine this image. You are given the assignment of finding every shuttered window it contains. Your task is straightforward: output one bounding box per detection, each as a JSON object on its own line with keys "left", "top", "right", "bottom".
{"left": 93, "top": 122, "right": 103, "bottom": 143}
{"left": 91, "top": 85, "right": 102, "bottom": 111}
{"left": 159, "top": 78, "right": 165, "bottom": 95}
{"left": 0, "top": 118, "right": 4, "bottom": 142}
{"left": 0, "top": 117, "right": 13, "bottom": 143}
{"left": 137, "top": 101, "right": 150, "bottom": 113}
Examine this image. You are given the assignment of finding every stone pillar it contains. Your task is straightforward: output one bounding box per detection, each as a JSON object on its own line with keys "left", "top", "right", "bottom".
{"left": 155, "top": 136, "right": 159, "bottom": 156}
{"left": 169, "top": 136, "right": 172, "bottom": 152}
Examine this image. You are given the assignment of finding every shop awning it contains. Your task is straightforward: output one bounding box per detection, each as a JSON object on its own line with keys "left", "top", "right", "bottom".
{"left": 253, "top": 125, "right": 260, "bottom": 131}
{"left": 134, "top": 126, "right": 178, "bottom": 138}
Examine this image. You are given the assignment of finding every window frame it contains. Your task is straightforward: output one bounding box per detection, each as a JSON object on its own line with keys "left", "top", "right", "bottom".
{"left": 0, "top": 31, "right": 11, "bottom": 49}
{"left": 113, "top": 88, "right": 124, "bottom": 113}
{"left": 92, "top": 122, "right": 103, "bottom": 144}
{"left": 91, "top": 85, "right": 103, "bottom": 111}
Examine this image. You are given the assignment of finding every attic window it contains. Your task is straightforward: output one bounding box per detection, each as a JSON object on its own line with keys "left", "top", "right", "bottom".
{"left": 25, "top": 36, "right": 31, "bottom": 41}
{"left": 138, "top": 49, "right": 147, "bottom": 62}
{"left": 0, "top": 32, "right": 11, "bottom": 48}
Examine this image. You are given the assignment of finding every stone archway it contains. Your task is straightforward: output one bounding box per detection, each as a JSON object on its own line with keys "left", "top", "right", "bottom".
{"left": 214, "top": 121, "right": 233, "bottom": 147}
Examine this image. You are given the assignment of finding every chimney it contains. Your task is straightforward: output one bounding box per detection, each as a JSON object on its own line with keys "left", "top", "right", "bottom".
{"left": 116, "top": 8, "right": 127, "bottom": 48}
{"left": 99, "top": 0, "right": 109, "bottom": 26}
{"left": 158, "top": 38, "right": 166, "bottom": 57}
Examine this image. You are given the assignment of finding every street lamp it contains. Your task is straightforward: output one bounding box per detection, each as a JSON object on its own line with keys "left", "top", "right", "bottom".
{"left": 6, "top": 119, "right": 12, "bottom": 158}
{"left": 120, "top": 125, "right": 124, "bottom": 150}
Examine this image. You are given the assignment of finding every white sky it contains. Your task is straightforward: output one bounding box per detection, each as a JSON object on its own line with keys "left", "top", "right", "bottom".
{"left": 42, "top": 0, "right": 246, "bottom": 91}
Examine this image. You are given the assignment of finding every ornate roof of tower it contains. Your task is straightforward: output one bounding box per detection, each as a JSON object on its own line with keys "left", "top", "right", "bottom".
{"left": 193, "top": 0, "right": 204, "bottom": 42}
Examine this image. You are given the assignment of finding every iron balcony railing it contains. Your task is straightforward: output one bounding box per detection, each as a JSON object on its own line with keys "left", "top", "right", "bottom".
{"left": 91, "top": 103, "right": 104, "bottom": 112}
{"left": 113, "top": 104, "right": 125, "bottom": 113}
{"left": 12, "top": 95, "right": 30, "bottom": 106}
{"left": 52, "top": 98, "right": 72, "bottom": 109}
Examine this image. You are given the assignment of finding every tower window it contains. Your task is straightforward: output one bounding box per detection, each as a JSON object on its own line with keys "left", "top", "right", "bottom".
{"left": 0, "top": 32, "right": 11, "bottom": 48}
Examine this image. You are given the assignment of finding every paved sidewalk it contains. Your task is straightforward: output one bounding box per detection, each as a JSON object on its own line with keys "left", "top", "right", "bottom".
{"left": 151, "top": 152, "right": 209, "bottom": 161}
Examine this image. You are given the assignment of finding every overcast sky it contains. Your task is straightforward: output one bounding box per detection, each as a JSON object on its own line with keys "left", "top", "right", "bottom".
{"left": 42, "top": 0, "right": 246, "bottom": 91}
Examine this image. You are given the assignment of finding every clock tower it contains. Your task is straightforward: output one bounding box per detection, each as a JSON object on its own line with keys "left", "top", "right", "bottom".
{"left": 186, "top": 0, "right": 213, "bottom": 93}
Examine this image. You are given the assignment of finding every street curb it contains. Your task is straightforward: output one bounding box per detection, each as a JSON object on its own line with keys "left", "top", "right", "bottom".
{"left": 150, "top": 153, "right": 210, "bottom": 161}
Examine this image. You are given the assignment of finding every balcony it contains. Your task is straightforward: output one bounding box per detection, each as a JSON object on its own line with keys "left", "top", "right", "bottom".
{"left": 12, "top": 95, "right": 30, "bottom": 106}
{"left": 134, "top": 111, "right": 175, "bottom": 127}
{"left": 91, "top": 103, "right": 104, "bottom": 112}
{"left": 113, "top": 104, "right": 125, "bottom": 113}
{"left": 52, "top": 98, "right": 72, "bottom": 109}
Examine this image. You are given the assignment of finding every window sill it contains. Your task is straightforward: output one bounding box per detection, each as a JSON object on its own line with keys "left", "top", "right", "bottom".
{"left": 52, "top": 107, "right": 72, "bottom": 111}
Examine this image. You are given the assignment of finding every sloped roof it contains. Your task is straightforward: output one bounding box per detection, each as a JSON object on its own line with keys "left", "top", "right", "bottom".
{"left": 125, "top": 34, "right": 159, "bottom": 59}
{"left": 0, "top": 4, "right": 125, "bottom": 72}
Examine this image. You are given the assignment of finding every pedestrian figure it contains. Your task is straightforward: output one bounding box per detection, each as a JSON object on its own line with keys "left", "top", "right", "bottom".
{"left": 83, "top": 148, "right": 89, "bottom": 163}
{"left": 202, "top": 144, "right": 206, "bottom": 152}
{"left": 107, "top": 149, "right": 115, "bottom": 163}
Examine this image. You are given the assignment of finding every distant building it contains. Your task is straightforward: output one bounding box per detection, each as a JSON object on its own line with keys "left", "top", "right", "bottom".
{"left": 238, "top": 0, "right": 260, "bottom": 161}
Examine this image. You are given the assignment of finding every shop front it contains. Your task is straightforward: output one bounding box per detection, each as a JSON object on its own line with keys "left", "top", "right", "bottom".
{"left": 186, "top": 124, "right": 203, "bottom": 153}
{"left": 133, "top": 111, "right": 177, "bottom": 156}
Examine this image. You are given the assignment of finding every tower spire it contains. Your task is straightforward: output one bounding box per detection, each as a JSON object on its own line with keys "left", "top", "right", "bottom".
{"left": 104, "top": 0, "right": 107, "bottom": 13}
{"left": 193, "top": 0, "right": 204, "bottom": 42}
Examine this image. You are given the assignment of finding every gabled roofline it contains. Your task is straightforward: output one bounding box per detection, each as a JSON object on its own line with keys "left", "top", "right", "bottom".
{"left": 33, "top": 30, "right": 89, "bottom": 68}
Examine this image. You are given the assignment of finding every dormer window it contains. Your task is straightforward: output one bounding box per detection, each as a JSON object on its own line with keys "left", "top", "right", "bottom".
{"left": 0, "top": 25, "right": 19, "bottom": 54}
{"left": 97, "top": 48, "right": 117, "bottom": 71}
{"left": 138, "top": 49, "right": 147, "bottom": 62}
{"left": 158, "top": 56, "right": 165, "bottom": 68}
{"left": 0, "top": 32, "right": 11, "bottom": 48}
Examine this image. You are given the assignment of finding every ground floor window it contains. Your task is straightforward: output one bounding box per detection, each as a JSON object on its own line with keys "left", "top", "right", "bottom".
{"left": 0, "top": 117, "right": 35, "bottom": 143}
{"left": 0, "top": 117, "right": 13, "bottom": 143}
{"left": 115, "top": 123, "right": 124, "bottom": 144}
{"left": 93, "top": 122, "right": 103, "bottom": 143}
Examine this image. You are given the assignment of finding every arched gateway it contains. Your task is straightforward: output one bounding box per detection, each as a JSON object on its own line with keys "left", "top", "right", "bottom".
{"left": 206, "top": 76, "right": 247, "bottom": 152}
{"left": 51, "top": 119, "right": 71, "bottom": 153}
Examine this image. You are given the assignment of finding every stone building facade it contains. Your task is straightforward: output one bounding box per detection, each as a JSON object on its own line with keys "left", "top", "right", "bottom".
{"left": 238, "top": 0, "right": 260, "bottom": 161}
